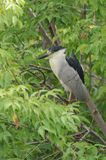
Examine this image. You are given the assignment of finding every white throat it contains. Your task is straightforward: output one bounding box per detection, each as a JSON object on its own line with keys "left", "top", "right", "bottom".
{"left": 49, "top": 49, "right": 66, "bottom": 77}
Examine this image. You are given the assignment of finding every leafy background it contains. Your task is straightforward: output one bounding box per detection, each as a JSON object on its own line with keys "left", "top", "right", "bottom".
{"left": 0, "top": 0, "right": 106, "bottom": 159}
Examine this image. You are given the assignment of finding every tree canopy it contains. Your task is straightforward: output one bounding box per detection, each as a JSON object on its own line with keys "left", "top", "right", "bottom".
{"left": 0, "top": 0, "right": 106, "bottom": 159}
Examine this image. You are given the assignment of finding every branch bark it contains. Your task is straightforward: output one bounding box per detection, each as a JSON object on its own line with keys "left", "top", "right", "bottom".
{"left": 38, "top": 23, "right": 52, "bottom": 48}
{"left": 29, "top": 8, "right": 52, "bottom": 49}
{"left": 86, "top": 97, "right": 106, "bottom": 138}
{"left": 82, "top": 124, "right": 106, "bottom": 145}
{"left": 81, "top": 4, "right": 87, "bottom": 19}
{"left": 48, "top": 19, "right": 61, "bottom": 45}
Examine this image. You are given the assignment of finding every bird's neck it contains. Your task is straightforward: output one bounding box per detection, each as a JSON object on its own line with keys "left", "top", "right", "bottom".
{"left": 49, "top": 52, "right": 66, "bottom": 77}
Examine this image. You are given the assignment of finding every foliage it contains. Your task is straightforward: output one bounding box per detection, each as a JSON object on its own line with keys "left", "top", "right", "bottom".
{"left": 0, "top": 87, "right": 106, "bottom": 159}
{"left": 0, "top": 0, "right": 106, "bottom": 159}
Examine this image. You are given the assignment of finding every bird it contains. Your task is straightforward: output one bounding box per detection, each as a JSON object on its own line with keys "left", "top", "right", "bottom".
{"left": 38, "top": 45, "right": 88, "bottom": 101}
{"left": 38, "top": 45, "right": 106, "bottom": 137}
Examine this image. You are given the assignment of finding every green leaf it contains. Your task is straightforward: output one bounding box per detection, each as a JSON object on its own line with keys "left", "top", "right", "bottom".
{"left": 12, "top": 16, "right": 18, "bottom": 26}
{"left": 38, "top": 126, "right": 45, "bottom": 138}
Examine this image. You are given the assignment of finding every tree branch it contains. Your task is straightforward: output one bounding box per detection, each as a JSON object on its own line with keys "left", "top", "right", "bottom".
{"left": 86, "top": 97, "right": 106, "bottom": 138}
{"left": 29, "top": 8, "right": 52, "bottom": 49}
{"left": 21, "top": 67, "right": 46, "bottom": 85}
{"left": 81, "top": 124, "right": 106, "bottom": 145}
{"left": 81, "top": 4, "right": 87, "bottom": 19}
{"left": 48, "top": 19, "right": 61, "bottom": 45}
{"left": 29, "top": 64, "right": 52, "bottom": 72}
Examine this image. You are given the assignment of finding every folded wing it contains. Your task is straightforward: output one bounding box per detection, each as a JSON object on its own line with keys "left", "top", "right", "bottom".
{"left": 66, "top": 54, "right": 84, "bottom": 84}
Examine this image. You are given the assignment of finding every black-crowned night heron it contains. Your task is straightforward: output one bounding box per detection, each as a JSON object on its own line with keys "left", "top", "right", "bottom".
{"left": 38, "top": 45, "right": 106, "bottom": 136}
{"left": 38, "top": 46, "right": 89, "bottom": 101}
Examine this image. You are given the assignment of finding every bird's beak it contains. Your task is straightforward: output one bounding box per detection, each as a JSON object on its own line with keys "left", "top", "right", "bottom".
{"left": 38, "top": 51, "right": 51, "bottom": 59}
{"left": 38, "top": 53, "right": 49, "bottom": 59}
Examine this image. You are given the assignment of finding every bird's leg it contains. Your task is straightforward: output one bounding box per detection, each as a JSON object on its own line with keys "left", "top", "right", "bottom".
{"left": 68, "top": 92, "right": 77, "bottom": 103}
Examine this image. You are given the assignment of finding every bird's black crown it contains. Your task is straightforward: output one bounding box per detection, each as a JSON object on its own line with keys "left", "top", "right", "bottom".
{"left": 49, "top": 46, "right": 64, "bottom": 53}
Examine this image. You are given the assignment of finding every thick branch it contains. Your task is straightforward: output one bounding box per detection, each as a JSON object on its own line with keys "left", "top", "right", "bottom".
{"left": 39, "top": 23, "right": 52, "bottom": 47}
{"left": 48, "top": 19, "right": 61, "bottom": 45}
{"left": 86, "top": 97, "right": 106, "bottom": 138}
{"left": 29, "top": 8, "right": 52, "bottom": 48}
{"left": 81, "top": 4, "right": 87, "bottom": 19}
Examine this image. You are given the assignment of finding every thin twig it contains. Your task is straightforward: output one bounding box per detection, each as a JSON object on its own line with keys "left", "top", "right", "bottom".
{"left": 56, "top": 94, "right": 69, "bottom": 104}
{"left": 21, "top": 67, "right": 46, "bottom": 84}
{"left": 29, "top": 64, "right": 52, "bottom": 71}
{"left": 5, "top": 59, "right": 20, "bottom": 85}
{"left": 26, "top": 140, "right": 48, "bottom": 145}
{"left": 24, "top": 143, "right": 41, "bottom": 160}
{"left": 79, "top": 130, "right": 90, "bottom": 141}
{"left": 43, "top": 151, "right": 60, "bottom": 160}
{"left": 91, "top": 130, "right": 106, "bottom": 145}
{"left": 82, "top": 124, "right": 106, "bottom": 145}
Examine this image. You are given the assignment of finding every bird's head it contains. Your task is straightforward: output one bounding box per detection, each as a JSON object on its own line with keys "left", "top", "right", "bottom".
{"left": 38, "top": 46, "right": 66, "bottom": 59}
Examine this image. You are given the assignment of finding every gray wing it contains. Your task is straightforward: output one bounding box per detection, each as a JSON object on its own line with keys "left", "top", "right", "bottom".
{"left": 66, "top": 54, "right": 84, "bottom": 83}
{"left": 58, "top": 62, "right": 90, "bottom": 101}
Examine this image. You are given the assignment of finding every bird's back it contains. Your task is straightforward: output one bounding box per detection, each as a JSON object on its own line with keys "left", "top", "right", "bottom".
{"left": 66, "top": 54, "right": 84, "bottom": 83}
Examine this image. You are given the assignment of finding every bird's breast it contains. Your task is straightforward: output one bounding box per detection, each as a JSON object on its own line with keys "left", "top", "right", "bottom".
{"left": 49, "top": 54, "right": 66, "bottom": 77}
{"left": 49, "top": 58, "right": 60, "bottom": 77}
{"left": 49, "top": 55, "right": 71, "bottom": 92}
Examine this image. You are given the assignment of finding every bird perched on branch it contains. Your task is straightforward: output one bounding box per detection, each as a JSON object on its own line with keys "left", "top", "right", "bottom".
{"left": 38, "top": 46, "right": 87, "bottom": 101}
{"left": 38, "top": 45, "right": 106, "bottom": 137}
